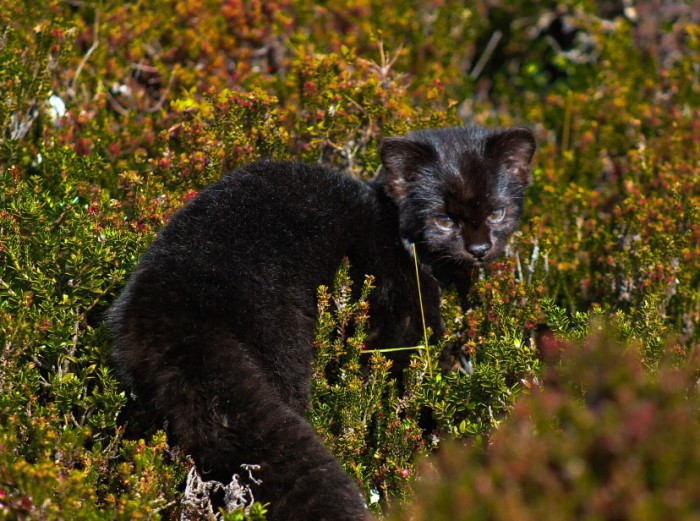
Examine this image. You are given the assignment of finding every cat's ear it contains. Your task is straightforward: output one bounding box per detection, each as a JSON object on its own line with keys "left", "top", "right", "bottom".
{"left": 380, "top": 137, "right": 436, "bottom": 200}
{"left": 486, "top": 127, "right": 536, "bottom": 185}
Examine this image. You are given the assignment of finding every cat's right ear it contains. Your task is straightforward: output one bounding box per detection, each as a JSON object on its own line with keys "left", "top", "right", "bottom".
{"left": 380, "top": 138, "right": 436, "bottom": 200}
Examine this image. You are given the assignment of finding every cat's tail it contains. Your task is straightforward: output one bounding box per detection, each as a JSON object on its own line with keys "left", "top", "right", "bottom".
{"left": 129, "top": 331, "right": 370, "bottom": 521}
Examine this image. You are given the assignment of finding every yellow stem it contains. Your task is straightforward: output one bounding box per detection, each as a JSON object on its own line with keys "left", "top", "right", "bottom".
{"left": 413, "top": 243, "right": 433, "bottom": 377}
{"left": 361, "top": 345, "right": 424, "bottom": 354}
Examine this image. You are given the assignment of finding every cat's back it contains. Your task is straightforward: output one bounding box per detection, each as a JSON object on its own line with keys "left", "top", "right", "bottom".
{"left": 110, "top": 160, "right": 390, "bottom": 335}
{"left": 154, "top": 160, "right": 378, "bottom": 265}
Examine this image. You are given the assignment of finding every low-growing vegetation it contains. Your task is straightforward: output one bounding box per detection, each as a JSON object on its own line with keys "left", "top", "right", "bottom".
{"left": 1, "top": 0, "right": 698, "bottom": 519}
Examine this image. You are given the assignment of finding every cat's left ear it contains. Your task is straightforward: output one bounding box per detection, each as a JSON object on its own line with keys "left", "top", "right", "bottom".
{"left": 486, "top": 127, "right": 537, "bottom": 185}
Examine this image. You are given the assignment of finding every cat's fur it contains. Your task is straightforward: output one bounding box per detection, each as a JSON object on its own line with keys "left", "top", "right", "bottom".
{"left": 107, "top": 126, "right": 535, "bottom": 521}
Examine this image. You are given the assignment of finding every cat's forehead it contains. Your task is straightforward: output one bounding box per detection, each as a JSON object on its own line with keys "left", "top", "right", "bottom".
{"left": 408, "top": 127, "right": 499, "bottom": 181}
{"left": 443, "top": 160, "right": 497, "bottom": 202}
{"left": 409, "top": 126, "right": 490, "bottom": 157}
{"left": 411, "top": 128, "right": 501, "bottom": 182}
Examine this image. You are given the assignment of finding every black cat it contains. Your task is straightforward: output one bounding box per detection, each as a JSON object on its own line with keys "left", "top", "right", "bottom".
{"left": 107, "top": 126, "right": 535, "bottom": 521}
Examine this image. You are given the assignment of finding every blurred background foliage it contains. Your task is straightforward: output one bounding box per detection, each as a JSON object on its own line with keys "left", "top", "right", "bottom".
{"left": 0, "top": 0, "right": 698, "bottom": 518}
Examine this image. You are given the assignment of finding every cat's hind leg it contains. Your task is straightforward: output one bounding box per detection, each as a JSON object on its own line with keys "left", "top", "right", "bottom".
{"left": 148, "top": 334, "right": 370, "bottom": 521}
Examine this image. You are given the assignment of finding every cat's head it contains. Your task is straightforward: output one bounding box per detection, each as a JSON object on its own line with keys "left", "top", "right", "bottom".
{"left": 379, "top": 126, "right": 536, "bottom": 272}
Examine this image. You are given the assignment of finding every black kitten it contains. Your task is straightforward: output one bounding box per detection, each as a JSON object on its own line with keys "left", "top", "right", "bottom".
{"left": 107, "top": 126, "right": 535, "bottom": 521}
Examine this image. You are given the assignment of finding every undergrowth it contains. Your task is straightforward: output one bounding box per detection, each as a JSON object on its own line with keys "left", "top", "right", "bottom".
{"left": 1, "top": 0, "right": 698, "bottom": 519}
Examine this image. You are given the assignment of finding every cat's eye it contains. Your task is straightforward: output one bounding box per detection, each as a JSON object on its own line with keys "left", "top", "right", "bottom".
{"left": 434, "top": 215, "right": 456, "bottom": 231}
{"left": 487, "top": 208, "right": 506, "bottom": 224}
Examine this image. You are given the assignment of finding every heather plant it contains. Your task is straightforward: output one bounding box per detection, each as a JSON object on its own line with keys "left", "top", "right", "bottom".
{"left": 309, "top": 258, "right": 542, "bottom": 514}
{"left": 0, "top": 166, "right": 187, "bottom": 517}
{"left": 1, "top": 0, "right": 699, "bottom": 518}
{"left": 390, "top": 327, "right": 700, "bottom": 521}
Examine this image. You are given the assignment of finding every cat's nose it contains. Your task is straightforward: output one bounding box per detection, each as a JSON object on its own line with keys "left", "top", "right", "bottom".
{"left": 467, "top": 242, "right": 491, "bottom": 259}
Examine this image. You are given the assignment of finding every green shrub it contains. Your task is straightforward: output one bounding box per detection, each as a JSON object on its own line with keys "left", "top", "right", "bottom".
{"left": 391, "top": 327, "right": 700, "bottom": 521}
{"left": 1, "top": 0, "right": 698, "bottom": 518}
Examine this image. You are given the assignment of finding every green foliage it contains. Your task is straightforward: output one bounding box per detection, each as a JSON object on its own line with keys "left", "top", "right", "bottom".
{"left": 1, "top": 0, "right": 699, "bottom": 518}
{"left": 310, "top": 261, "right": 426, "bottom": 513}
{"left": 0, "top": 154, "right": 187, "bottom": 518}
{"left": 390, "top": 328, "right": 700, "bottom": 521}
